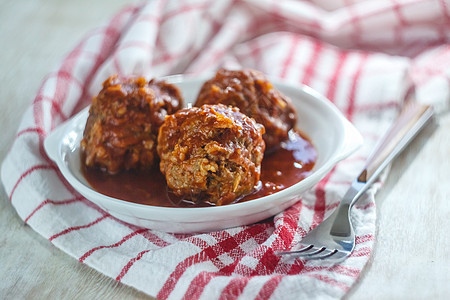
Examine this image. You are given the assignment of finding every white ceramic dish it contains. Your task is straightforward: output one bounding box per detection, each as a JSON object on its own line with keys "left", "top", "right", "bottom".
{"left": 44, "top": 75, "right": 363, "bottom": 233}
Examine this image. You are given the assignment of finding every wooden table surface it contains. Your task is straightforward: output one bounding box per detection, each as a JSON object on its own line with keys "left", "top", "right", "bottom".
{"left": 1, "top": 1, "right": 449, "bottom": 299}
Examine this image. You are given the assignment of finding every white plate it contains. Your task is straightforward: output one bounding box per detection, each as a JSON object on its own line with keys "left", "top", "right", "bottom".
{"left": 44, "top": 75, "right": 363, "bottom": 233}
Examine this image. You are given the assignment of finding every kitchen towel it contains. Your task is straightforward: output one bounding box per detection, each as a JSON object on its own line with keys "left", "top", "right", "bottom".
{"left": 2, "top": 0, "right": 449, "bottom": 299}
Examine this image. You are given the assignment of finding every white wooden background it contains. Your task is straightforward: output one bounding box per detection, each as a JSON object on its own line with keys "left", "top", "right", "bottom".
{"left": 1, "top": 1, "right": 449, "bottom": 299}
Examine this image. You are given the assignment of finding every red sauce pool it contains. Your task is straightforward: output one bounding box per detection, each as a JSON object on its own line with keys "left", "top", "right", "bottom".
{"left": 82, "top": 131, "right": 316, "bottom": 207}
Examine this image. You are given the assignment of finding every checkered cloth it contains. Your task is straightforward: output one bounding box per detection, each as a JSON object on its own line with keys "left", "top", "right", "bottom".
{"left": 2, "top": 0, "right": 449, "bottom": 299}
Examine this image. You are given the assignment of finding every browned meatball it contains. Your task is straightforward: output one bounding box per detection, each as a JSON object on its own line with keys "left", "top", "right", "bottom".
{"left": 81, "top": 75, "right": 183, "bottom": 174}
{"left": 157, "top": 104, "right": 265, "bottom": 206}
{"left": 194, "top": 68, "right": 297, "bottom": 152}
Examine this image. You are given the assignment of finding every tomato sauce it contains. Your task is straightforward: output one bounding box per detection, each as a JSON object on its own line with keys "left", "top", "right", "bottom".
{"left": 82, "top": 131, "right": 316, "bottom": 207}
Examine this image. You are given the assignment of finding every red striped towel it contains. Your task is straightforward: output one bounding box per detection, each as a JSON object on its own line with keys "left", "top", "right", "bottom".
{"left": 2, "top": 1, "right": 449, "bottom": 299}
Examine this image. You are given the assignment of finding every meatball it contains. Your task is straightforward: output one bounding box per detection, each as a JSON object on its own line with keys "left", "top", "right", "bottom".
{"left": 194, "top": 68, "right": 297, "bottom": 152}
{"left": 157, "top": 104, "right": 265, "bottom": 206}
{"left": 81, "top": 75, "right": 183, "bottom": 174}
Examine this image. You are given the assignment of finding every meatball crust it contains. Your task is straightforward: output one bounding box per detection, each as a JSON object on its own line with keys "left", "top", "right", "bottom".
{"left": 81, "top": 75, "right": 183, "bottom": 174}
{"left": 157, "top": 104, "right": 265, "bottom": 206}
{"left": 194, "top": 68, "right": 297, "bottom": 152}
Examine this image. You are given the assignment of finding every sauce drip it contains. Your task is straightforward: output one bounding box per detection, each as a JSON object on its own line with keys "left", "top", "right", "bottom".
{"left": 82, "top": 131, "right": 316, "bottom": 207}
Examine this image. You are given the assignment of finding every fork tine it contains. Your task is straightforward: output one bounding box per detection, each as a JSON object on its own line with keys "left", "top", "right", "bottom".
{"left": 276, "top": 245, "right": 327, "bottom": 257}
{"left": 305, "top": 249, "right": 338, "bottom": 259}
{"left": 275, "top": 244, "right": 313, "bottom": 255}
{"left": 306, "top": 249, "right": 351, "bottom": 260}
{"left": 278, "top": 246, "right": 344, "bottom": 260}
{"left": 302, "top": 246, "right": 326, "bottom": 256}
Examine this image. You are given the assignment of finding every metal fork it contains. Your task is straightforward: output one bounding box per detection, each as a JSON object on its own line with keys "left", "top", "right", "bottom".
{"left": 276, "top": 101, "right": 434, "bottom": 260}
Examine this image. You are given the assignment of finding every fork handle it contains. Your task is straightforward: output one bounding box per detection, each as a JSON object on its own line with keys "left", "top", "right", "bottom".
{"left": 357, "top": 101, "right": 433, "bottom": 185}
{"left": 330, "top": 101, "right": 433, "bottom": 237}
